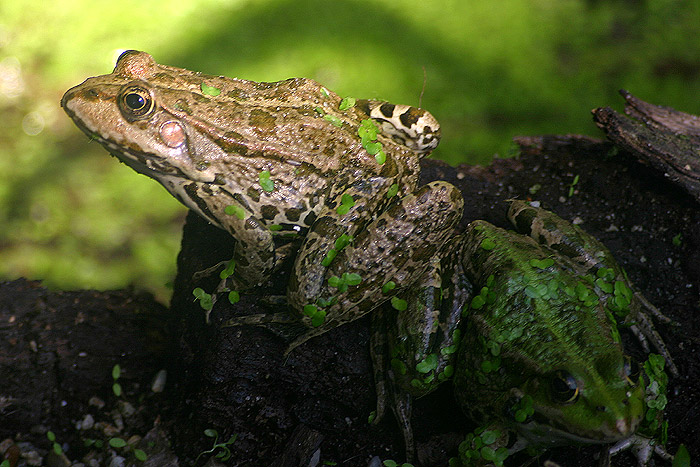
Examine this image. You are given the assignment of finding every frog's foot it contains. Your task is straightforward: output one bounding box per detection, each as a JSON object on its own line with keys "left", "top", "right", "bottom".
{"left": 192, "top": 260, "right": 229, "bottom": 282}
{"left": 368, "top": 311, "right": 418, "bottom": 463}
{"left": 636, "top": 291, "right": 676, "bottom": 325}
{"left": 369, "top": 312, "right": 389, "bottom": 425}
{"left": 627, "top": 309, "right": 679, "bottom": 377}
{"left": 608, "top": 434, "right": 674, "bottom": 466}
{"left": 222, "top": 311, "right": 310, "bottom": 353}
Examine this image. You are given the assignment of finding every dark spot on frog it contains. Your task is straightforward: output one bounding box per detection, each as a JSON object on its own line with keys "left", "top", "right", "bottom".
{"left": 356, "top": 99, "right": 371, "bottom": 115}
{"left": 217, "top": 134, "right": 250, "bottom": 156}
{"left": 356, "top": 298, "right": 375, "bottom": 313}
{"left": 78, "top": 88, "right": 101, "bottom": 102}
{"left": 172, "top": 99, "right": 191, "bottom": 115}
{"left": 379, "top": 157, "right": 399, "bottom": 178}
{"left": 257, "top": 248, "right": 274, "bottom": 262}
{"left": 253, "top": 80, "right": 279, "bottom": 91}
{"left": 323, "top": 143, "right": 337, "bottom": 157}
{"left": 244, "top": 218, "right": 262, "bottom": 231}
{"left": 379, "top": 103, "right": 396, "bottom": 118}
{"left": 261, "top": 205, "right": 280, "bottom": 220}
{"left": 183, "top": 183, "right": 218, "bottom": 225}
{"left": 246, "top": 186, "right": 261, "bottom": 203}
{"left": 399, "top": 107, "right": 423, "bottom": 128}
{"left": 229, "top": 192, "right": 254, "bottom": 212}
{"left": 285, "top": 208, "right": 302, "bottom": 222}
{"left": 249, "top": 108, "right": 277, "bottom": 131}
{"left": 411, "top": 244, "right": 438, "bottom": 262}
{"left": 295, "top": 106, "right": 317, "bottom": 117}
{"left": 192, "top": 94, "right": 212, "bottom": 104}
{"left": 303, "top": 211, "right": 317, "bottom": 226}
{"left": 227, "top": 88, "right": 250, "bottom": 100}
{"left": 313, "top": 216, "right": 344, "bottom": 237}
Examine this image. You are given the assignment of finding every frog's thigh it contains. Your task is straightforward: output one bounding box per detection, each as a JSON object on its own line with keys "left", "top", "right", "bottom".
{"left": 290, "top": 181, "right": 464, "bottom": 312}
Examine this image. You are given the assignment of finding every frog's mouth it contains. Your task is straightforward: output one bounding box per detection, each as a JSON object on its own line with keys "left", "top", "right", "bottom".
{"left": 519, "top": 411, "right": 639, "bottom": 447}
{"left": 63, "top": 104, "right": 190, "bottom": 182}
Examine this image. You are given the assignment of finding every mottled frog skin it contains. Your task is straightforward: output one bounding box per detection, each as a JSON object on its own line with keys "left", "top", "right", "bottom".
{"left": 61, "top": 50, "right": 461, "bottom": 347}
{"left": 62, "top": 52, "right": 675, "bottom": 465}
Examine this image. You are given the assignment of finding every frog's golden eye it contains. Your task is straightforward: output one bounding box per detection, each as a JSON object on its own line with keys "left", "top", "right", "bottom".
{"left": 623, "top": 355, "right": 640, "bottom": 386}
{"left": 119, "top": 85, "right": 154, "bottom": 120}
{"left": 551, "top": 370, "right": 579, "bottom": 404}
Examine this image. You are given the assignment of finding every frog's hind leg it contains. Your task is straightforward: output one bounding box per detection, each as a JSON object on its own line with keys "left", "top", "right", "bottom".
{"left": 222, "top": 311, "right": 314, "bottom": 354}
{"left": 286, "top": 181, "right": 464, "bottom": 348}
{"left": 370, "top": 249, "right": 470, "bottom": 462}
{"left": 507, "top": 199, "right": 678, "bottom": 376}
{"left": 370, "top": 311, "right": 416, "bottom": 462}
{"left": 369, "top": 310, "right": 416, "bottom": 461}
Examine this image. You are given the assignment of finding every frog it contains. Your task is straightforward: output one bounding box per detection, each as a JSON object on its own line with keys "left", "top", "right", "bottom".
{"left": 61, "top": 51, "right": 677, "bottom": 465}
{"left": 374, "top": 199, "right": 676, "bottom": 465}
{"left": 60, "top": 50, "right": 464, "bottom": 350}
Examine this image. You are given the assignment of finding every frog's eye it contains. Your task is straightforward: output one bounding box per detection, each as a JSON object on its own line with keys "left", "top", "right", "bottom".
{"left": 119, "top": 85, "right": 154, "bottom": 120}
{"left": 623, "top": 355, "right": 640, "bottom": 386}
{"left": 550, "top": 370, "right": 579, "bottom": 404}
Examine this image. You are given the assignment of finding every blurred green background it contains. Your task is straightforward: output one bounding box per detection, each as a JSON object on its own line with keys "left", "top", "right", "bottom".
{"left": 1, "top": 0, "right": 699, "bottom": 303}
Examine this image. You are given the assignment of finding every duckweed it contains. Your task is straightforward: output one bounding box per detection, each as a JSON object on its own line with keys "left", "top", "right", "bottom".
{"left": 457, "top": 427, "right": 509, "bottom": 467}
{"left": 512, "top": 395, "right": 534, "bottom": 423}
{"left": 391, "top": 296, "right": 407, "bottom": 311}
{"left": 480, "top": 238, "right": 496, "bottom": 251}
{"left": 529, "top": 258, "right": 554, "bottom": 269}
{"left": 321, "top": 248, "right": 337, "bottom": 267}
{"left": 416, "top": 354, "right": 438, "bottom": 373}
{"left": 338, "top": 96, "right": 356, "bottom": 110}
{"left": 258, "top": 170, "right": 275, "bottom": 192}
{"left": 224, "top": 204, "right": 246, "bottom": 220}
{"left": 219, "top": 259, "right": 236, "bottom": 280}
{"left": 336, "top": 193, "right": 355, "bottom": 215}
{"left": 303, "top": 304, "right": 327, "bottom": 327}
{"left": 193, "top": 287, "right": 214, "bottom": 311}
{"left": 200, "top": 82, "right": 221, "bottom": 96}
{"left": 391, "top": 358, "right": 407, "bottom": 375}
{"left": 228, "top": 290, "right": 240, "bottom": 304}
{"left": 328, "top": 272, "right": 362, "bottom": 293}
{"left": 382, "top": 281, "right": 396, "bottom": 294}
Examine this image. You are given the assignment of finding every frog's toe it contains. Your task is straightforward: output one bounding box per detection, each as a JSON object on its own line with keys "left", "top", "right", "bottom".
{"left": 608, "top": 434, "right": 673, "bottom": 465}
{"left": 628, "top": 312, "right": 679, "bottom": 377}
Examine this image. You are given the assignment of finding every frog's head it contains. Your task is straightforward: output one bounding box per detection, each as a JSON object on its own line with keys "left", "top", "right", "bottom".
{"left": 513, "top": 353, "right": 645, "bottom": 446}
{"left": 61, "top": 50, "right": 229, "bottom": 186}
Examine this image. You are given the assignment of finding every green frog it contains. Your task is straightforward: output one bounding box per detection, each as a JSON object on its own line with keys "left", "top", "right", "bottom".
{"left": 376, "top": 200, "right": 677, "bottom": 465}
{"left": 62, "top": 51, "right": 676, "bottom": 465}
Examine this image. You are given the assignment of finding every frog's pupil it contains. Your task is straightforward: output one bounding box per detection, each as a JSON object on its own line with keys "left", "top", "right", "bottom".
{"left": 125, "top": 93, "right": 145, "bottom": 110}
{"left": 551, "top": 370, "right": 579, "bottom": 403}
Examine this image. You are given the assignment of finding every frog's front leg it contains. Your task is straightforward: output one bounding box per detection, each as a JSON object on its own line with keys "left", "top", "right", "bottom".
{"left": 506, "top": 199, "right": 678, "bottom": 376}
{"left": 286, "top": 180, "right": 464, "bottom": 348}
{"left": 195, "top": 191, "right": 276, "bottom": 292}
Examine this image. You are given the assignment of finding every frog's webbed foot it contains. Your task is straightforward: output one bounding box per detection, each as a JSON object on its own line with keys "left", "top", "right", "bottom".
{"left": 222, "top": 311, "right": 310, "bottom": 355}
{"left": 635, "top": 291, "right": 676, "bottom": 325}
{"left": 369, "top": 312, "right": 417, "bottom": 463}
{"left": 626, "top": 304, "right": 679, "bottom": 377}
{"left": 192, "top": 260, "right": 229, "bottom": 283}
{"left": 608, "top": 434, "right": 674, "bottom": 466}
